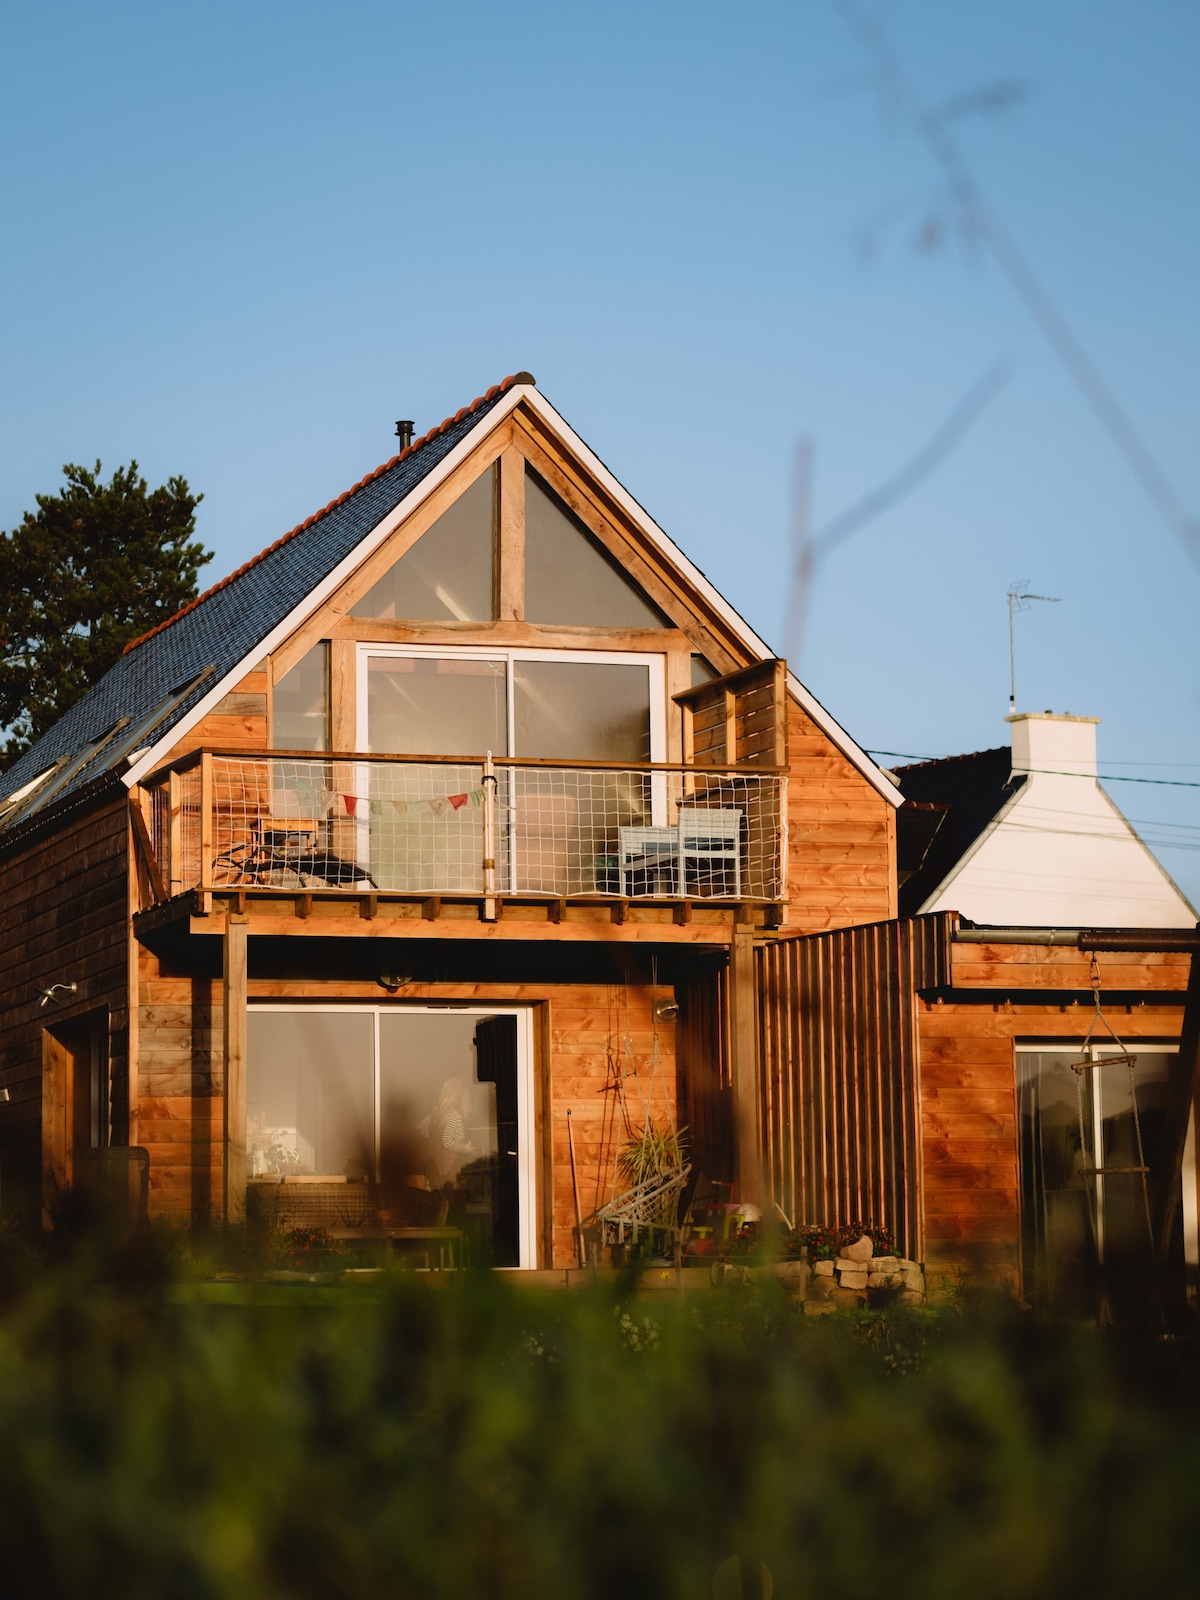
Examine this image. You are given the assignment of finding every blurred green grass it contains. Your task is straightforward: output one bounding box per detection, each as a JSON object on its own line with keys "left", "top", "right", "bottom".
{"left": 0, "top": 1226, "right": 1197, "bottom": 1599}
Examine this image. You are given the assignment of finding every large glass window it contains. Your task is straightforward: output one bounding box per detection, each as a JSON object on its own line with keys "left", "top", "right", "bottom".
{"left": 352, "top": 466, "right": 496, "bottom": 622}
{"left": 514, "top": 659, "right": 651, "bottom": 762}
{"left": 247, "top": 1010, "right": 374, "bottom": 1178}
{"left": 272, "top": 643, "right": 329, "bottom": 751}
{"left": 358, "top": 648, "right": 664, "bottom": 895}
{"left": 1017, "top": 1045, "right": 1186, "bottom": 1323}
{"left": 362, "top": 649, "right": 660, "bottom": 763}
{"left": 523, "top": 468, "right": 667, "bottom": 628}
{"left": 367, "top": 656, "right": 508, "bottom": 757}
{"left": 247, "top": 1007, "right": 529, "bottom": 1267}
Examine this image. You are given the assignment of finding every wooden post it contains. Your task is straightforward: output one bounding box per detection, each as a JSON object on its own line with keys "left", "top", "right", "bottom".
{"left": 481, "top": 751, "right": 497, "bottom": 921}
{"left": 729, "top": 925, "right": 761, "bottom": 1204}
{"left": 1155, "top": 951, "right": 1200, "bottom": 1263}
{"left": 168, "top": 770, "right": 182, "bottom": 895}
{"left": 497, "top": 446, "right": 525, "bottom": 623}
{"left": 223, "top": 913, "right": 249, "bottom": 1223}
{"left": 199, "top": 751, "right": 213, "bottom": 907}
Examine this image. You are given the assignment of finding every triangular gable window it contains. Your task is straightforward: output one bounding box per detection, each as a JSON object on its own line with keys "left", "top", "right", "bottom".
{"left": 353, "top": 465, "right": 496, "bottom": 622}
{"left": 523, "top": 468, "right": 667, "bottom": 628}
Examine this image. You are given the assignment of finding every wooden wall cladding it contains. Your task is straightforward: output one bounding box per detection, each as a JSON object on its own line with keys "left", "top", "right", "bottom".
{"left": 757, "top": 915, "right": 950, "bottom": 1261}
{"left": 136, "top": 963, "right": 677, "bottom": 1266}
{"left": 674, "top": 660, "right": 787, "bottom": 768}
{"left": 0, "top": 794, "right": 131, "bottom": 1217}
{"left": 781, "top": 699, "right": 896, "bottom": 933}
{"left": 920, "top": 942, "right": 1190, "bottom": 1285}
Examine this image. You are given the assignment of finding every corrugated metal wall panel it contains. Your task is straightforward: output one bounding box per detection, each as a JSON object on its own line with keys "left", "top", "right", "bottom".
{"left": 757, "top": 914, "right": 952, "bottom": 1260}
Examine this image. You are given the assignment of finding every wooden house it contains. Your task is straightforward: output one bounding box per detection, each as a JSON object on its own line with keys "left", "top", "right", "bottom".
{"left": 0, "top": 373, "right": 902, "bottom": 1265}
{"left": 2, "top": 370, "right": 1192, "bottom": 1315}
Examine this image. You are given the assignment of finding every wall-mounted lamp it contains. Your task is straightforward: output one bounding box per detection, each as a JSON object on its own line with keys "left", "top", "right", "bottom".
{"left": 37, "top": 981, "right": 77, "bottom": 1009}
{"left": 377, "top": 970, "right": 413, "bottom": 994}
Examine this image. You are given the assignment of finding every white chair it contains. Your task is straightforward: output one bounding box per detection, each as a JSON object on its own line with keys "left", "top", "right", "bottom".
{"left": 678, "top": 808, "right": 742, "bottom": 898}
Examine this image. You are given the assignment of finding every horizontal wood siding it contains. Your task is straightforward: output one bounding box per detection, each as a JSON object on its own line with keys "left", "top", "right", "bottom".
{"left": 0, "top": 795, "right": 131, "bottom": 1219}
{"left": 137, "top": 963, "right": 677, "bottom": 1265}
{"left": 782, "top": 698, "right": 896, "bottom": 933}
{"left": 919, "top": 942, "right": 1190, "bottom": 1286}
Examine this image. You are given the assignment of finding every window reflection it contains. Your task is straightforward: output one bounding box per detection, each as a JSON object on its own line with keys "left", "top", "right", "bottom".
{"left": 273, "top": 643, "right": 329, "bottom": 751}
{"left": 353, "top": 466, "right": 496, "bottom": 622}
{"left": 524, "top": 468, "right": 667, "bottom": 628}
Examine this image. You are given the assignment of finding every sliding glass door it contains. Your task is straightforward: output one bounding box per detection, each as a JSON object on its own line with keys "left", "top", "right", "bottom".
{"left": 246, "top": 1006, "right": 534, "bottom": 1266}
{"left": 1017, "top": 1044, "right": 1190, "bottom": 1322}
{"left": 358, "top": 646, "right": 666, "bottom": 895}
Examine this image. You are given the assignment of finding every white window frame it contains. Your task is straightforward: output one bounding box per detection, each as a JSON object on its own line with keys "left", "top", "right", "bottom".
{"left": 355, "top": 643, "right": 668, "bottom": 764}
{"left": 1015, "top": 1041, "right": 1196, "bottom": 1269}
{"left": 248, "top": 1002, "right": 538, "bottom": 1269}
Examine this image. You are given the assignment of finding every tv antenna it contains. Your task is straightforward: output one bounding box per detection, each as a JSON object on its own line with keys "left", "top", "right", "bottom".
{"left": 1007, "top": 580, "right": 1061, "bottom": 713}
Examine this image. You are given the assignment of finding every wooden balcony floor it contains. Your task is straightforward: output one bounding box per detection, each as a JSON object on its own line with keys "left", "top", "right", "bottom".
{"left": 134, "top": 887, "right": 785, "bottom": 944}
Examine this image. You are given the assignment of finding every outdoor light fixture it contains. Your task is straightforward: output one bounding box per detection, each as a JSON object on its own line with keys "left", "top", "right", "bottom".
{"left": 377, "top": 969, "right": 412, "bottom": 994}
{"left": 37, "top": 981, "right": 77, "bottom": 1008}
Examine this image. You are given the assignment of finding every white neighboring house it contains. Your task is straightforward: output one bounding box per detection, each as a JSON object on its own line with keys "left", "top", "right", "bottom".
{"left": 894, "top": 711, "right": 1196, "bottom": 928}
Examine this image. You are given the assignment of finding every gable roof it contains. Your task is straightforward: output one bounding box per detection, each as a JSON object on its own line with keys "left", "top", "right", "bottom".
{"left": 893, "top": 748, "right": 1025, "bottom": 916}
{"left": 1, "top": 373, "right": 901, "bottom": 828}
{"left": 0, "top": 376, "right": 525, "bottom": 823}
{"left": 893, "top": 738, "right": 1196, "bottom": 926}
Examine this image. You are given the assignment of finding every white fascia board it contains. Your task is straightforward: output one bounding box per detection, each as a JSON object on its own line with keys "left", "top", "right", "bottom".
{"left": 518, "top": 389, "right": 902, "bottom": 807}
{"left": 125, "top": 381, "right": 899, "bottom": 806}
{"left": 123, "top": 384, "right": 533, "bottom": 789}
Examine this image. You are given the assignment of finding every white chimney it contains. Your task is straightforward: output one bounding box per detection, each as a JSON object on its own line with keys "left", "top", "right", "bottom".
{"left": 1006, "top": 711, "right": 1099, "bottom": 778}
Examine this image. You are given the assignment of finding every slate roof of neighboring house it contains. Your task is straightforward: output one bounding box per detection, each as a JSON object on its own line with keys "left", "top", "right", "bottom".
{"left": 0, "top": 376, "right": 524, "bottom": 826}
{"left": 892, "top": 747, "right": 1026, "bottom": 918}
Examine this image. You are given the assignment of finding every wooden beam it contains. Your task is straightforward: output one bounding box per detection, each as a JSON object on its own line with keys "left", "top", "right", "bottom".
{"left": 329, "top": 638, "right": 356, "bottom": 751}
{"left": 223, "top": 913, "right": 249, "bottom": 1223}
{"left": 497, "top": 445, "right": 525, "bottom": 623}
{"left": 167, "top": 769, "right": 182, "bottom": 895}
{"left": 199, "top": 751, "right": 213, "bottom": 894}
{"left": 129, "top": 796, "right": 168, "bottom": 906}
{"left": 729, "top": 927, "right": 761, "bottom": 1203}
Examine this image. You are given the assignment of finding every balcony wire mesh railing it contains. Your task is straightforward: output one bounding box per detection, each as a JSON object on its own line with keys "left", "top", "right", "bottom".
{"left": 142, "top": 752, "right": 786, "bottom": 905}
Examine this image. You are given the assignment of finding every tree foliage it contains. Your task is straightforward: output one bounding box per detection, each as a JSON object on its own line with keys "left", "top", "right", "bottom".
{"left": 0, "top": 461, "right": 211, "bottom": 763}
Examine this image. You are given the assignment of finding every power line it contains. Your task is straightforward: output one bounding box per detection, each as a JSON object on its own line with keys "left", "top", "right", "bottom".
{"left": 867, "top": 751, "right": 1200, "bottom": 788}
{"left": 833, "top": 0, "right": 1200, "bottom": 574}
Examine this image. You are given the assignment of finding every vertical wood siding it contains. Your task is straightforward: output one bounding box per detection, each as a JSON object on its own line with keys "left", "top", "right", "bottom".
{"left": 756, "top": 914, "right": 951, "bottom": 1259}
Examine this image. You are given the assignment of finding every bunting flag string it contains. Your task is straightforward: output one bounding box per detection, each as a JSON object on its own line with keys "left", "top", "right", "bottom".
{"left": 326, "top": 787, "right": 483, "bottom": 819}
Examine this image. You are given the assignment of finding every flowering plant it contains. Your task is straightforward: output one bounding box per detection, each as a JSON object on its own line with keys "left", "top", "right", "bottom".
{"left": 786, "top": 1219, "right": 895, "bottom": 1262}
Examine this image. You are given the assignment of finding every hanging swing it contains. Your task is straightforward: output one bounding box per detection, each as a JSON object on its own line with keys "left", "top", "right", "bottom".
{"left": 594, "top": 984, "right": 690, "bottom": 1259}
{"left": 1069, "top": 955, "right": 1156, "bottom": 1307}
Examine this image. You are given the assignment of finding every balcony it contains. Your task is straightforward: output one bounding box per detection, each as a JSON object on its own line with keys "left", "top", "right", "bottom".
{"left": 137, "top": 751, "right": 786, "bottom": 926}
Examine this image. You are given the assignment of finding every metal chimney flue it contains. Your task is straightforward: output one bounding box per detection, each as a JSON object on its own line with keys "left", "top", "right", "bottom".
{"left": 394, "top": 419, "right": 414, "bottom": 453}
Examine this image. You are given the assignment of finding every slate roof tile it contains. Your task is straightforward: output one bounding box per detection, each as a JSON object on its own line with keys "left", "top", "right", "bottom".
{"left": 1, "top": 375, "right": 522, "bottom": 818}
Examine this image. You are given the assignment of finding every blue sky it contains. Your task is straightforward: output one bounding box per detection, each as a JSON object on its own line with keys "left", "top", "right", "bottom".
{"left": 2, "top": 0, "right": 1197, "bottom": 903}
